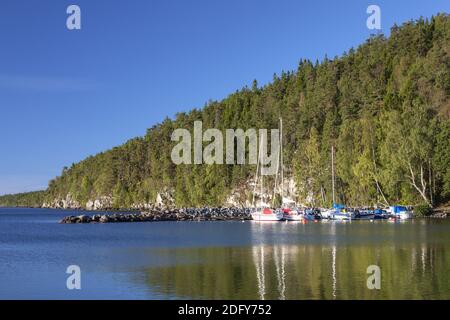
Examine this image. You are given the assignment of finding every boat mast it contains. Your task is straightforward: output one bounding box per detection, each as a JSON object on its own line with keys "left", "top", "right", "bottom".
{"left": 253, "top": 137, "right": 263, "bottom": 207}
{"left": 331, "top": 145, "right": 336, "bottom": 205}
{"left": 273, "top": 141, "right": 280, "bottom": 207}
{"left": 280, "top": 118, "right": 284, "bottom": 205}
{"left": 261, "top": 146, "right": 264, "bottom": 205}
{"left": 273, "top": 118, "right": 282, "bottom": 207}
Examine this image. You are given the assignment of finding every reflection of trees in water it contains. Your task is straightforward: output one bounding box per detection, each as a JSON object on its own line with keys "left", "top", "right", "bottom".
{"left": 142, "top": 243, "right": 450, "bottom": 300}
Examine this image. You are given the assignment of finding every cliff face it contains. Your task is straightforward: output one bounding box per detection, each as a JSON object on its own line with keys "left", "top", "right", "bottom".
{"left": 43, "top": 193, "right": 153, "bottom": 210}
{"left": 1, "top": 14, "right": 449, "bottom": 209}
{"left": 42, "top": 194, "right": 114, "bottom": 210}
{"left": 42, "top": 193, "right": 81, "bottom": 210}
{"left": 39, "top": 177, "right": 298, "bottom": 210}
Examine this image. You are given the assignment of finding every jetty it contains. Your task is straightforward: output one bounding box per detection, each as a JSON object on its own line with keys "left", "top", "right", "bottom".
{"left": 59, "top": 207, "right": 252, "bottom": 224}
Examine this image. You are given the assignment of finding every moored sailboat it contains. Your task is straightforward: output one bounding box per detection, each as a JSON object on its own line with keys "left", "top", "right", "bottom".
{"left": 323, "top": 146, "right": 352, "bottom": 220}
{"left": 277, "top": 118, "right": 304, "bottom": 222}
{"left": 251, "top": 123, "right": 284, "bottom": 222}
{"left": 303, "top": 208, "right": 322, "bottom": 221}
{"left": 386, "top": 206, "right": 413, "bottom": 220}
{"left": 251, "top": 207, "right": 285, "bottom": 221}
{"left": 282, "top": 207, "right": 304, "bottom": 221}
{"left": 323, "top": 204, "right": 353, "bottom": 220}
{"left": 353, "top": 209, "right": 375, "bottom": 220}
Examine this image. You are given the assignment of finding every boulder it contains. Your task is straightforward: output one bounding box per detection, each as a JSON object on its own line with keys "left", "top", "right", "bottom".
{"left": 99, "top": 215, "right": 110, "bottom": 223}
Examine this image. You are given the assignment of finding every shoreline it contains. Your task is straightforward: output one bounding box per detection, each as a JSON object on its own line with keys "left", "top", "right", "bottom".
{"left": 59, "top": 207, "right": 450, "bottom": 224}
{"left": 1, "top": 205, "right": 448, "bottom": 222}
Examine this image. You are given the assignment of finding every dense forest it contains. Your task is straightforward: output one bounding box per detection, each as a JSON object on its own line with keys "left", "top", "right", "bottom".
{"left": 1, "top": 14, "right": 449, "bottom": 209}
{"left": 0, "top": 191, "right": 46, "bottom": 208}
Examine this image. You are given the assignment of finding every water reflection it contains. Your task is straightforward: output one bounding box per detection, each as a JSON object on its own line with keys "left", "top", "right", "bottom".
{"left": 141, "top": 221, "right": 450, "bottom": 300}
{"left": 253, "top": 246, "right": 265, "bottom": 300}
{"left": 253, "top": 245, "right": 289, "bottom": 300}
{"left": 274, "top": 246, "right": 286, "bottom": 300}
{"left": 332, "top": 245, "right": 336, "bottom": 299}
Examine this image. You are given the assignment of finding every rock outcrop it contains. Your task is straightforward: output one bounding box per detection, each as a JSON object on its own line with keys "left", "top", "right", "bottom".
{"left": 155, "top": 188, "right": 175, "bottom": 208}
{"left": 47, "top": 177, "right": 300, "bottom": 211}
{"left": 85, "top": 196, "right": 113, "bottom": 211}
{"left": 42, "top": 193, "right": 81, "bottom": 209}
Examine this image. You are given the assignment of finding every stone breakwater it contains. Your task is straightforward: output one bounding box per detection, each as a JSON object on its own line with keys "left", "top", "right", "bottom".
{"left": 59, "top": 207, "right": 252, "bottom": 224}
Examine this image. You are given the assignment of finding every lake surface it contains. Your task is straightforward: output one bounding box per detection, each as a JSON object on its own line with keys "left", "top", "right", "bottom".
{"left": 0, "top": 208, "right": 449, "bottom": 300}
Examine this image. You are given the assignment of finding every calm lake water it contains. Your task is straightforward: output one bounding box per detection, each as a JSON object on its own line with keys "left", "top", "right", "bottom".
{"left": 0, "top": 208, "right": 449, "bottom": 300}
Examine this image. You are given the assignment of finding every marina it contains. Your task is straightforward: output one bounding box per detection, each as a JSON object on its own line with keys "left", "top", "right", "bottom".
{"left": 246, "top": 118, "right": 418, "bottom": 224}
{"left": 58, "top": 205, "right": 418, "bottom": 224}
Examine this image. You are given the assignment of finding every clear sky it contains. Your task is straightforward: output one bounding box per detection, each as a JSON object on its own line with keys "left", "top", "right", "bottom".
{"left": 0, "top": 0, "right": 448, "bottom": 195}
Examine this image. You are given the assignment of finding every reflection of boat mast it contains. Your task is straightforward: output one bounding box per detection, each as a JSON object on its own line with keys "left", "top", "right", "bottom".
{"left": 332, "top": 245, "right": 337, "bottom": 299}
{"left": 274, "top": 246, "right": 286, "bottom": 300}
{"left": 411, "top": 247, "right": 417, "bottom": 272}
{"left": 330, "top": 222, "right": 337, "bottom": 299}
{"left": 421, "top": 245, "right": 426, "bottom": 274}
{"left": 252, "top": 246, "right": 266, "bottom": 300}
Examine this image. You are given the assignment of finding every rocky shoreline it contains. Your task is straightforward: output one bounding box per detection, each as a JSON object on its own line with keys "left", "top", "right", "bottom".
{"left": 59, "top": 207, "right": 252, "bottom": 224}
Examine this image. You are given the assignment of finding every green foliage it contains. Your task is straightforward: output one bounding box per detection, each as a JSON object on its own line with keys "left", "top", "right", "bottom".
{"left": 273, "top": 194, "right": 282, "bottom": 207}
{"left": 3, "top": 14, "right": 450, "bottom": 208}
{"left": 414, "top": 204, "right": 433, "bottom": 217}
{"left": 434, "top": 120, "right": 450, "bottom": 200}
{"left": 0, "top": 191, "right": 46, "bottom": 207}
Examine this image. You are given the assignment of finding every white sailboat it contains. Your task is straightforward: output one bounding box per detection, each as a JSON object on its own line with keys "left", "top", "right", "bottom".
{"left": 386, "top": 206, "right": 413, "bottom": 220}
{"left": 251, "top": 207, "right": 284, "bottom": 221}
{"left": 251, "top": 124, "right": 284, "bottom": 222}
{"left": 282, "top": 206, "right": 304, "bottom": 221}
{"left": 277, "top": 118, "right": 303, "bottom": 221}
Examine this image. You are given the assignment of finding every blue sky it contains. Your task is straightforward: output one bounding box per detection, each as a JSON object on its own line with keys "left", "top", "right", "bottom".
{"left": 0, "top": 0, "right": 448, "bottom": 195}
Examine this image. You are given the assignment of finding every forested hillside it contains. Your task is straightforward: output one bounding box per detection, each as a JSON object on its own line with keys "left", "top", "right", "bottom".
{"left": 0, "top": 191, "right": 46, "bottom": 208}
{"left": 1, "top": 14, "right": 449, "bottom": 209}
